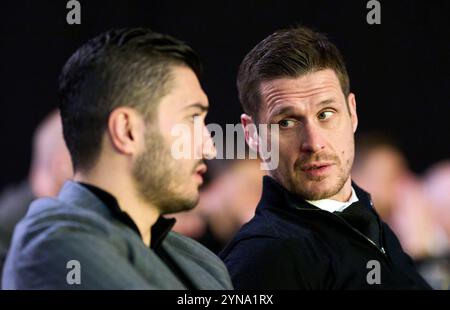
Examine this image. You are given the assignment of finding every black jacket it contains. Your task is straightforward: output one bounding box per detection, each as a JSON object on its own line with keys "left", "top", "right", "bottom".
{"left": 220, "top": 176, "right": 431, "bottom": 289}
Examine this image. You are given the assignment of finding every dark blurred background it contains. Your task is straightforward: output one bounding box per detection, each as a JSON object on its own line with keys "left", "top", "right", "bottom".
{"left": 0, "top": 0, "right": 449, "bottom": 189}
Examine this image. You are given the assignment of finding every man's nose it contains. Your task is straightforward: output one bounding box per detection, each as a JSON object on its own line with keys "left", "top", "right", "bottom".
{"left": 300, "top": 122, "right": 326, "bottom": 153}
{"left": 202, "top": 126, "right": 217, "bottom": 160}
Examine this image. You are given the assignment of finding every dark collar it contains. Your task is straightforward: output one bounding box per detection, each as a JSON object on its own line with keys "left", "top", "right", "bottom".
{"left": 78, "top": 183, "right": 175, "bottom": 250}
{"left": 259, "top": 175, "right": 374, "bottom": 212}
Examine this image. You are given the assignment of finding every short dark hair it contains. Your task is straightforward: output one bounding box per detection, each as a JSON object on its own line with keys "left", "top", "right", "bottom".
{"left": 58, "top": 28, "right": 201, "bottom": 171}
{"left": 237, "top": 26, "right": 350, "bottom": 122}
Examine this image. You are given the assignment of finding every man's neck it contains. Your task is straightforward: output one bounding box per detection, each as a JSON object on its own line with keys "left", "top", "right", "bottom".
{"left": 306, "top": 186, "right": 359, "bottom": 213}
{"left": 74, "top": 169, "right": 159, "bottom": 246}
{"left": 322, "top": 177, "right": 353, "bottom": 202}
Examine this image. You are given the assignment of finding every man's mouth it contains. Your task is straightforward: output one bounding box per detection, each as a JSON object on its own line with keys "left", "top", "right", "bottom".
{"left": 195, "top": 164, "right": 207, "bottom": 175}
{"left": 300, "top": 162, "right": 334, "bottom": 177}
{"left": 301, "top": 162, "right": 334, "bottom": 171}
{"left": 193, "top": 164, "right": 207, "bottom": 185}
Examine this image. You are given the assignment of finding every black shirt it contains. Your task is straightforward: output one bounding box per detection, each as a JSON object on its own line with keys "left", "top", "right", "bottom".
{"left": 334, "top": 201, "right": 383, "bottom": 249}
{"left": 79, "top": 182, "right": 196, "bottom": 289}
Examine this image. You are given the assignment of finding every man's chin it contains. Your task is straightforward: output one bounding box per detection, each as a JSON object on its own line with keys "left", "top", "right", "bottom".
{"left": 159, "top": 193, "right": 199, "bottom": 215}
{"left": 298, "top": 189, "right": 333, "bottom": 201}
{"left": 293, "top": 178, "right": 343, "bottom": 201}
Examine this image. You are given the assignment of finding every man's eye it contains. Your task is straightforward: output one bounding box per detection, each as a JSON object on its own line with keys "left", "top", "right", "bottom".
{"left": 279, "top": 119, "right": 296, "bottom": 128}
{"left": 318, "top": 111, "right": 334, "bottom": 120}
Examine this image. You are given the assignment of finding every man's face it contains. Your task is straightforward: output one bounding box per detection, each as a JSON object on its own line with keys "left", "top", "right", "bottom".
{"left": 257, "top": 69, "right": 358, "bottom": 201}
{"left": 133, "top": 66, "right": 215, "bottom": 214}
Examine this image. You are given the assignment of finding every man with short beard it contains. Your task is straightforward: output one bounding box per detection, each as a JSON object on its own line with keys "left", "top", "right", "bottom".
{"left": 2, "top": 28, "right": 232, "bottom": 290}
{"left": 219, "top": 26, "right": 431, "bottom": 289}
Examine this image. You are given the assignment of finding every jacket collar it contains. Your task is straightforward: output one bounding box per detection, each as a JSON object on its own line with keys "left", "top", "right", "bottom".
{"left": 58, "top": 180, "right": 112, "bottom": 218}
{"left": 57, "top": 180, "right": 175, "bottom": 250}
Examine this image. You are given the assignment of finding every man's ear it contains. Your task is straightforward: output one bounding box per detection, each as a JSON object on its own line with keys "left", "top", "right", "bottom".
{"left": 241, "top": 114, "right": 259, "bottom": 153}
{"left": 107, "top": 107, "right": 145, "bottom": 156}
{"left": 347, "top": 93, "right": 358, "bottom": 133}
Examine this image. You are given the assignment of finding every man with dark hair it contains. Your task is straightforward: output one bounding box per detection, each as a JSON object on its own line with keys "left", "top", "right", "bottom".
{"left": 2, "top": 28, "right": 232, "bottom": 289}
{"left": 220, "top": 26, "right": 431, "bottom": 289}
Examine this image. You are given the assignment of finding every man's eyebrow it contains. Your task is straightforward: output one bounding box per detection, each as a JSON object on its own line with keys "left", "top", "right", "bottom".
{"left": 270, "top": 98, "right": 338, "bottom": 118}
{"left": 184, "top": 102, "right": 209, "bottom": 112}
{"left": 270, "top": 105, "right": 297, "bottom": 118}
{"left": 317, "top": 98, "right": 337, "bottom": 106}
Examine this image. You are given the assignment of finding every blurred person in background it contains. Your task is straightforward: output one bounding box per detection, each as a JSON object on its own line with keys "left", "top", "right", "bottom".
{"left": 170, "top": 159, "right": 265, "bottom": 254}
{"left": 422, "top": 161, "right": 450, "bottom": 256}
{"left": 352, "top": 133, "right": 436, "bottom": 260}
{"left": 352, "top": 133, "right": 449, "bottom": 289}
{"left": 199, "top": 159, "right": 265, "bottom": 253}
{"left": 0, "top": 110, "right": 72, "bottom": 285}
{"left": 419, "top": 161, "right": 450, "bottom": 289}
{"left": 352, "top": 133, "right": 409, "bottom": 222}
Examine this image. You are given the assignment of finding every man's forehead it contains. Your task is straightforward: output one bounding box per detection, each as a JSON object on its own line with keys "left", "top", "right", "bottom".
{"left": 257, "top": 69, "right": 342, "bottom": 114}
{"left": 159, "top": 95, "right": 209, "bottom": 114}
{"left": 259, "top": 69, "right": 341, "bottom": 98}
{"left": 183, "top": 102, "right": 209, "bottom": 112}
